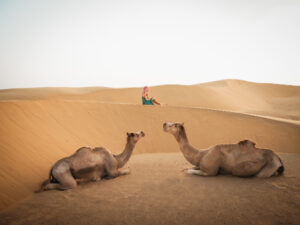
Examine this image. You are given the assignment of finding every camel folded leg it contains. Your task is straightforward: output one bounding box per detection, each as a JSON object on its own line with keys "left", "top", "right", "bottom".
{"left": 255, "top": 151, "right": 283, "bottom": 178}
{"left": 187, "top": 169, "right": 209, "bottom": 176}
{"left": 43, "top": 183, "right": 70, "bottom": 191}
{"left": 84, "top": 170, "right": 104, "bottom": 182}
{"left": 105, "top": 168, "right": 130, "bottom": 179}
{"left": 119, "top": 168, "right": 130, "bottom": 176}
{"left": 44, "top": 172, "right": 77, "bottom": 191}
{"left": 232, "top": 160, "right": 266, "bottom": 177}
{"left": 255, "top": 162, "right": 279, "bottom": 178}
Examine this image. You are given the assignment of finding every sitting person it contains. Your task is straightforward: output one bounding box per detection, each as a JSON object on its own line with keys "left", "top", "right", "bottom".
{"left": 142, "top": 86, "right": 161, "bottom": 105}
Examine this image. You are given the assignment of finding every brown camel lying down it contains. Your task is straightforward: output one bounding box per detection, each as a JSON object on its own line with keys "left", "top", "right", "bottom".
{"left": 38, "top": 131, "right": 145, "bottom": 191}
{"left": 163, "top": 122, "right": 284, "bottom": 177}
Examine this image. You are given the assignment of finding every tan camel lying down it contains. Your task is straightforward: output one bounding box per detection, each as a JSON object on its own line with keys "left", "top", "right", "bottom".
{"left": 38, "top": 131, "right": 145, "bottom": 191}
{"left": 163, "top": 122, "right": 284, "bottom": 178}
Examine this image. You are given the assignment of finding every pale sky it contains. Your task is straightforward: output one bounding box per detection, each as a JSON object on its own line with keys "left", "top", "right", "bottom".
{"left": 0, "top": 0, "right": 299, "bottom": 89}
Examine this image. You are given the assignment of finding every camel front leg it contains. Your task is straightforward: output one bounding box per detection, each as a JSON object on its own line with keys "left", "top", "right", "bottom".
{"left": 90, "top": 170, "right": 104, "bottom": 182}
{"left": 119, "top": 168, "right": 130, "bottom": 176}
{"left": 105, "top": 168, "right": 131, "bottom": 179}
{"left": 107, "top": 168, "right": 130, "bottom": 176}
{"left": 187, "top": 169, "right": 209, "bottom": 176}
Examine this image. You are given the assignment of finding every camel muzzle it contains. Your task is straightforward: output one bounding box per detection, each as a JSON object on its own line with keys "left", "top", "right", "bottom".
{"left": 163, "top": 123, "right": 169, "bottom": 131}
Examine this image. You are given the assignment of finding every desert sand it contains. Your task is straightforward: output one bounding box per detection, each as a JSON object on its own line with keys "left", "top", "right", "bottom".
{"left": 0, "top": 80, "right": 299, "bottom": 225}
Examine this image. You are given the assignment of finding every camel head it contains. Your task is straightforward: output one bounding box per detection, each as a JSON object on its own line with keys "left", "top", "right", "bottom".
{"left": 126, "top": 131, "right": 145, "bottom": 144}
{"left": 163, "top": 122, "right": 185, "bottom": 137}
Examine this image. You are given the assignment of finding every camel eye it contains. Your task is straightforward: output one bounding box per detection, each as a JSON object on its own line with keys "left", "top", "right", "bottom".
{"left": 130, "top": 133, "right": 134, "bottom": 137}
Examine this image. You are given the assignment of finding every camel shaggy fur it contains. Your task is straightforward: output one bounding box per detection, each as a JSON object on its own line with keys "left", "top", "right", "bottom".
{"left": 163, "top": 122, "right": 284, "bottom": 178}
{"left": 38, "top": 131, "right": 145, "bottom": 191}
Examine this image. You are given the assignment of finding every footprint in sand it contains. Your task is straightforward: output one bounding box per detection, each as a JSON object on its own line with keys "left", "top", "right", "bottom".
{"left": 267, "top": 181, "right": 288, "bottom": 190}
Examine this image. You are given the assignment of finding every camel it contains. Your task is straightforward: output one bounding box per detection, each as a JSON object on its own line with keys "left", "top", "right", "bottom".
{"left": 38, "top": 131, "right": 145, "bottom": 191}
{"left": 163, "top": 122, "right": 284, "bottom": 178}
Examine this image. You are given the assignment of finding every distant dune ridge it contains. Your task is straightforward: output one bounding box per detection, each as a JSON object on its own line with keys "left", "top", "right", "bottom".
{"left": 0, "top": 80, "right": 299, "bottom": 224}
{"left": 1, "top": 79, "right": 299, "bottom": 121}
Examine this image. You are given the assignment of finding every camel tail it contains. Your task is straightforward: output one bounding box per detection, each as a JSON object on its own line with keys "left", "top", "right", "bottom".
{"left": 277, "top": 157, "right": 284, "bottom": 175}
{"left": 277, "top": 165, "right": 284, "bottom": 175}
{"left": 35, "top": 178, "right": 50, "bottom": 193}
{"left": 49, "top": 166, "right": 58, "bottom": 183}
{"left": 35, "top": 167, "right": 57, "bottom": 193}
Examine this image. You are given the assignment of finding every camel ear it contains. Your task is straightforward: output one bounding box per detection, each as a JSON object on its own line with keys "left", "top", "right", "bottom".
{"left": 126, "top": 132, "right": 129, "bottom": 136}
{"left": 181, "top": 122, "right": 184, "bottom": 126}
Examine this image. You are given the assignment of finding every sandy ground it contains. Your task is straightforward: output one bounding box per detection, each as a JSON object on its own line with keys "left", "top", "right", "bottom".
{"left": 0, "top": 153, "right": 299, "bottom": 225}
{"left": 0, "top": 79, "right": 299, "bottom": 224}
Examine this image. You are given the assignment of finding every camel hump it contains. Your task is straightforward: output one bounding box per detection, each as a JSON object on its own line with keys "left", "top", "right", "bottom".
{"left": 93, "top": 147, "right": 106, "bottom": 152}
{"left": 238, "top": 140, "right": 256, "bottom": 147}
{"left": 75, "top": 146, "right": 92, "bottom": 153}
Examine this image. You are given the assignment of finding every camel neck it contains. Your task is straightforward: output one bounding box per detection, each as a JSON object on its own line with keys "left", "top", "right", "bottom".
{"left": 115, "top": 142, "right": 135, "bottom": 168}
{"left": 178, "top": 141, "right": 201, "bottom": 166}
{"left": 176, "top": 128, "right": 201, "bottom": 166}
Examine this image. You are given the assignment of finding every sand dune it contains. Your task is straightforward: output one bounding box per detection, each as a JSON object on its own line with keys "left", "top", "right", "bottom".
{"left": 1, "top": 79, "right": 300, "bottom": 120}
{"left": 0, "top": 80, "right": 299, "bottom": 224}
